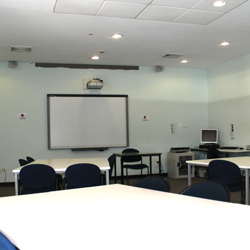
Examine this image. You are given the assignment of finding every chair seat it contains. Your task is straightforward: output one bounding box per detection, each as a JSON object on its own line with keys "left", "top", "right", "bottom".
{"left": 123, "top": 164, "right": 148, "bottom": 170}
{"left": 226, "top": 182, "right": 243, "bottom": 192}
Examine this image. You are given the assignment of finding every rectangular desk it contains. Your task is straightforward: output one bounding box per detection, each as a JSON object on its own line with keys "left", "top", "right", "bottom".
{"left": 191, "top": 147, "right": 250, "bottom": 157}
{"left": 0, "top": 184, "right": 249, "bottom": 250}
{"left": 113, "top": 152, "right": 162, "bottom": 184}
{"left": 12, "top": 158, "right": 110, "bottom": 195}
{"left": 186, "top": 157, "right": 250, "bottom": 205}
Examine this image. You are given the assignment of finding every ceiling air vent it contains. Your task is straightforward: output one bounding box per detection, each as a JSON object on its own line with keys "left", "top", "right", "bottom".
{"left": 162, "top": 53, "right": 183, "bottom": 58}
{"left": 10, "top": 46, "right": 32, "bottom": 52}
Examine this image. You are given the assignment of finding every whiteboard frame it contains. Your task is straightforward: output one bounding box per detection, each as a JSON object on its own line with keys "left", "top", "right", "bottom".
{"left": 47, "top": 94, "right": 129, "bottom": 150}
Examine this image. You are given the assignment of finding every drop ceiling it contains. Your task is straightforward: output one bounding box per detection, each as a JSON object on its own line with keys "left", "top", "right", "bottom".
{"left": 1, "top": 0, "right": 250, "bottom": 69}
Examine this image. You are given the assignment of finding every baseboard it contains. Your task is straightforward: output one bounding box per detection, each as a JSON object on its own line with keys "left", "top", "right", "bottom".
{"left": 0, "top": 182, "right": 15, "bottom": 187}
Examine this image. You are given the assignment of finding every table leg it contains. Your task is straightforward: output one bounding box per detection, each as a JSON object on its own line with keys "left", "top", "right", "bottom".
{"left": 120, "top": 158, "right": 124, "bottom": 184}
{"left": 105, "top": 170, "right": 109, "bottom": 185}
{"left": 245, "top": 169, "right": 249, "bottom": 205}
{"left": 188, "top": 163, "right": 192, "bottom": 186}
{"left": 14, "top": 173, "right": 18, "bottom": 196}
{"left": 114, "top": 161, "right": 117, "bottom": 183}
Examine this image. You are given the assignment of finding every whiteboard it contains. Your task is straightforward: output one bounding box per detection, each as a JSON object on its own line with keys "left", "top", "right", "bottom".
{"left": 47, "top": 94, "right": 129, "bottom": 150}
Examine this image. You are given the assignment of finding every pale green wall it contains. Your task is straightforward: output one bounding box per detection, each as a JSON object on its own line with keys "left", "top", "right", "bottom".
{"left": 207, "top": 53, "right": 250, "bottom": 148}
{"left": 0, "top": 63, "right": 207, "bottom": 182}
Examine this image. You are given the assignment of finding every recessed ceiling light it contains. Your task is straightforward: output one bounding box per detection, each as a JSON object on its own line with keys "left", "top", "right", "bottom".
{"left": 220, "top": 41, "right": 230, "bottom": 46}
{"left": 181, "top": 60, "right": 188, "bottom": 64}
{"left": 213, "top": 1, "right": 226, "bottom": 7}
{"left": 91, "top": 55, "right": 99, "bottom": 60}
{"left": 111, "top": 34, "right": 123, "bottom": 39}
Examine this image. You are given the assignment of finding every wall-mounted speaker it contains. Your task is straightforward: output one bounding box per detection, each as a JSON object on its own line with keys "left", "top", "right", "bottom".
{"left": 155, "top": 65, "right": 163, "bottom": 72}
{"left": 8, "top": 61, "right": 18, "bottom": 68}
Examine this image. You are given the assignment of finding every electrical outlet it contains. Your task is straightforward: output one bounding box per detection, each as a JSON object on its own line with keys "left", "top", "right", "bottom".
{"left": 0, "top": 167, "right": 6, "bottom": 172}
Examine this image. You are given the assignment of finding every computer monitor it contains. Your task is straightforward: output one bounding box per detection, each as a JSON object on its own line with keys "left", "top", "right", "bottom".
{"left": 201, "top": 129, "right": 218, "bottom": 144}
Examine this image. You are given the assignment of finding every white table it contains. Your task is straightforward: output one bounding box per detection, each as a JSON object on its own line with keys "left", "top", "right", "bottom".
{"left": 218, "top": 149, "right": 250, "bottom": 156}
{"left": 186, "top": 157, "right": 250, "bottom": 205}
{"left": 12, "top": 158, "right": 110, "bottom": 195}
{"left": 0, "top": 184, "right": 250, "bottom": 250}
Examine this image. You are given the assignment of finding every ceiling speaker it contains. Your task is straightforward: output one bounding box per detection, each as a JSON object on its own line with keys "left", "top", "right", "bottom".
{"left": 155, "top": 65, "right": 163, "bottom": 72}
{"left": 8, "top": 61, "right": 18, "bottom": 68}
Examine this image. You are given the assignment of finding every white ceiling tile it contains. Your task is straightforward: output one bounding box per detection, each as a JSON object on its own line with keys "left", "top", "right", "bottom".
{"left": 106, "top": 0, "right": 152, "bottom": 4}
{"left": 137, "top": 6, "right": 188, "bottom": 22}
{"left": 151, "top": 0, "right": 201, "bottom": 8}
{"left": 193, "top": 0, "right": 248, "bottom": 12}
{"left": 97, "top": 2, "right": 146, "bottom": 18}
{"left": 54, "top": 0, "right": 104, "bottom": 15}
{"left": 175, "top": 9, "right": 224, "bottom": 25}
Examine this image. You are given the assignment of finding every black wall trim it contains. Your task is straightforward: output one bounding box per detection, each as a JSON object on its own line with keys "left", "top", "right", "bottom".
{"left": 35, "top": 63, "right": 139, "bottom": 70}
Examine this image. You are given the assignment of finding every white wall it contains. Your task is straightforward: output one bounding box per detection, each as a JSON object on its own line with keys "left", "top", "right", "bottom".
{"left": 207, "top": 53, "right": 250, "bottom": 147}
{"left": 0, "top": 63, "right": 207, "bottom": 182}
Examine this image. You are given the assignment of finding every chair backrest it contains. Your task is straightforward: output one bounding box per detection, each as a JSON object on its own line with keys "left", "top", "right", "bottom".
{"left": 65, "top": 163, "right": 101, "bottom": 189}
{"left": 18, "top": 159, "right": 29, "bottom": 166}
{"left": 19, "top": 164, "right": 56, "bottom": 188}
{"left": 207, "top": 146, "right": 220, "bottom": 159}
{"left": 108, "top": 154, "right": 116, "bottom": 177}
{"left": 180, "top": 180, "right": 230, "bottom": 202}
{"left": 0, "top": 232, "right": 17, "bottom": 250}
{"left": 208, "top": 160, "right": 241, "bottom": 185}
{"left": 133, "top": 176, "right": 170, "bottom": 192}
{"left": 122, "top": 148, "right": 142, "bottom": 163}
{"left": 26, "top": 156, "right": 35, "bottom": 163}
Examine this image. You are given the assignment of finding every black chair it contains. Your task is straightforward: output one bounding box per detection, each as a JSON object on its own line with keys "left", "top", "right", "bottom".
{"left": 102, "top": 154, "right": 116, "bottom": 185}
{"left": 19, "top": 164, "right": 57, "bottom": 195}
{"left": 208, "top": 160, "right": 244, "bottom": 203}
{"left": 180, "top": 180, "right": 230, "bottom": 202}
{"left": 18, "top": 159, "right": 28, "bottom": 166}
{"left": 26, "top": 156, "right": 35, "bottom": 163}
{"left": 133, "top": 176, "right": 170, "bottom": 192}
{"left": 122, "top": 148, "right": 149, "bottom": 184}
{"left": 0, "top": 232, "right": 17, "bottom": 250}
{"left": 207, "top": 145, "right": 220, "bottom": 159}
{"left": 65, "top": 163, "right": 101, "bottom": 189}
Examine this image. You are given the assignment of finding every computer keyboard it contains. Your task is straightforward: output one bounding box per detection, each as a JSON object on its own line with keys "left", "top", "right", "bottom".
{"left": 220, "top": 146, "right": 239, "bottom": 149}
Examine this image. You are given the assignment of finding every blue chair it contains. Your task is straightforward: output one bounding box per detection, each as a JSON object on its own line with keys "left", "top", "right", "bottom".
{"left": 133, "top": 176, "right": 170, "bottom": 192}
{"left": 26, "top": 156, "right": 35, "bottom": 163}
{"left": 65, "top": 163, "right": 101, "bottom": 189}
{"left": 18, "top": 159, "right": 28, "bottom": 166}
{"left": 122, "top": 148, "right": 149, "bottom": 184}
{"left": 180, "top": 180, "right": 230, "bottom": 202}
{"left": 0, "top": 232, "right": 17, "bottom": 250}
{"left": 208, "top": 160, "right": 244, "bottom": 203}
{"left": 19, "top": 164, "right": 57, "bottom": 195}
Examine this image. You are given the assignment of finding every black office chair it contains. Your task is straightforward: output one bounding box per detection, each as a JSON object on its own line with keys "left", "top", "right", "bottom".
{"left": 18, "top": 159, "right": 28, "bottom": 166}
{"left": 0, "top": 232, "right": 17, "bottom": 250}
{"left": 133, "top": 176, "right": 170, "bottom": 192}
{"left": 207, "top": 145, "right": 220, "bottom": 159}
{"left": 208, "top": 160, "right": 244, "bottom": 203}
{"left": 122, "top": 148, "right": 149, "bottom": 185}
{"left": 180, "top": 180, "right": 230, "bottom": 202}
{"left": 102, "top": 154, "right": 116, "bottom": 185}
{"left": 65, "top": 163, "right": 101, "bottom": 189}
{"left": 19, "top": 164, "right": 57, "bottom": 195}
{"left": 26, "top": 156, "right": 35, "bottom": 163}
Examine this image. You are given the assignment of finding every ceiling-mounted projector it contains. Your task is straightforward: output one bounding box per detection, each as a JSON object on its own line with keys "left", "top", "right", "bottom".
{"left": 86, "top": 78, "right": 103, "bottom": 89}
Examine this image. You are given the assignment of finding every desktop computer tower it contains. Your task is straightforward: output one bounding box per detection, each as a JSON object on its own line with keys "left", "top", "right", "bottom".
{"left": 167, "top": 152, "right": 194, "bottom": 179}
